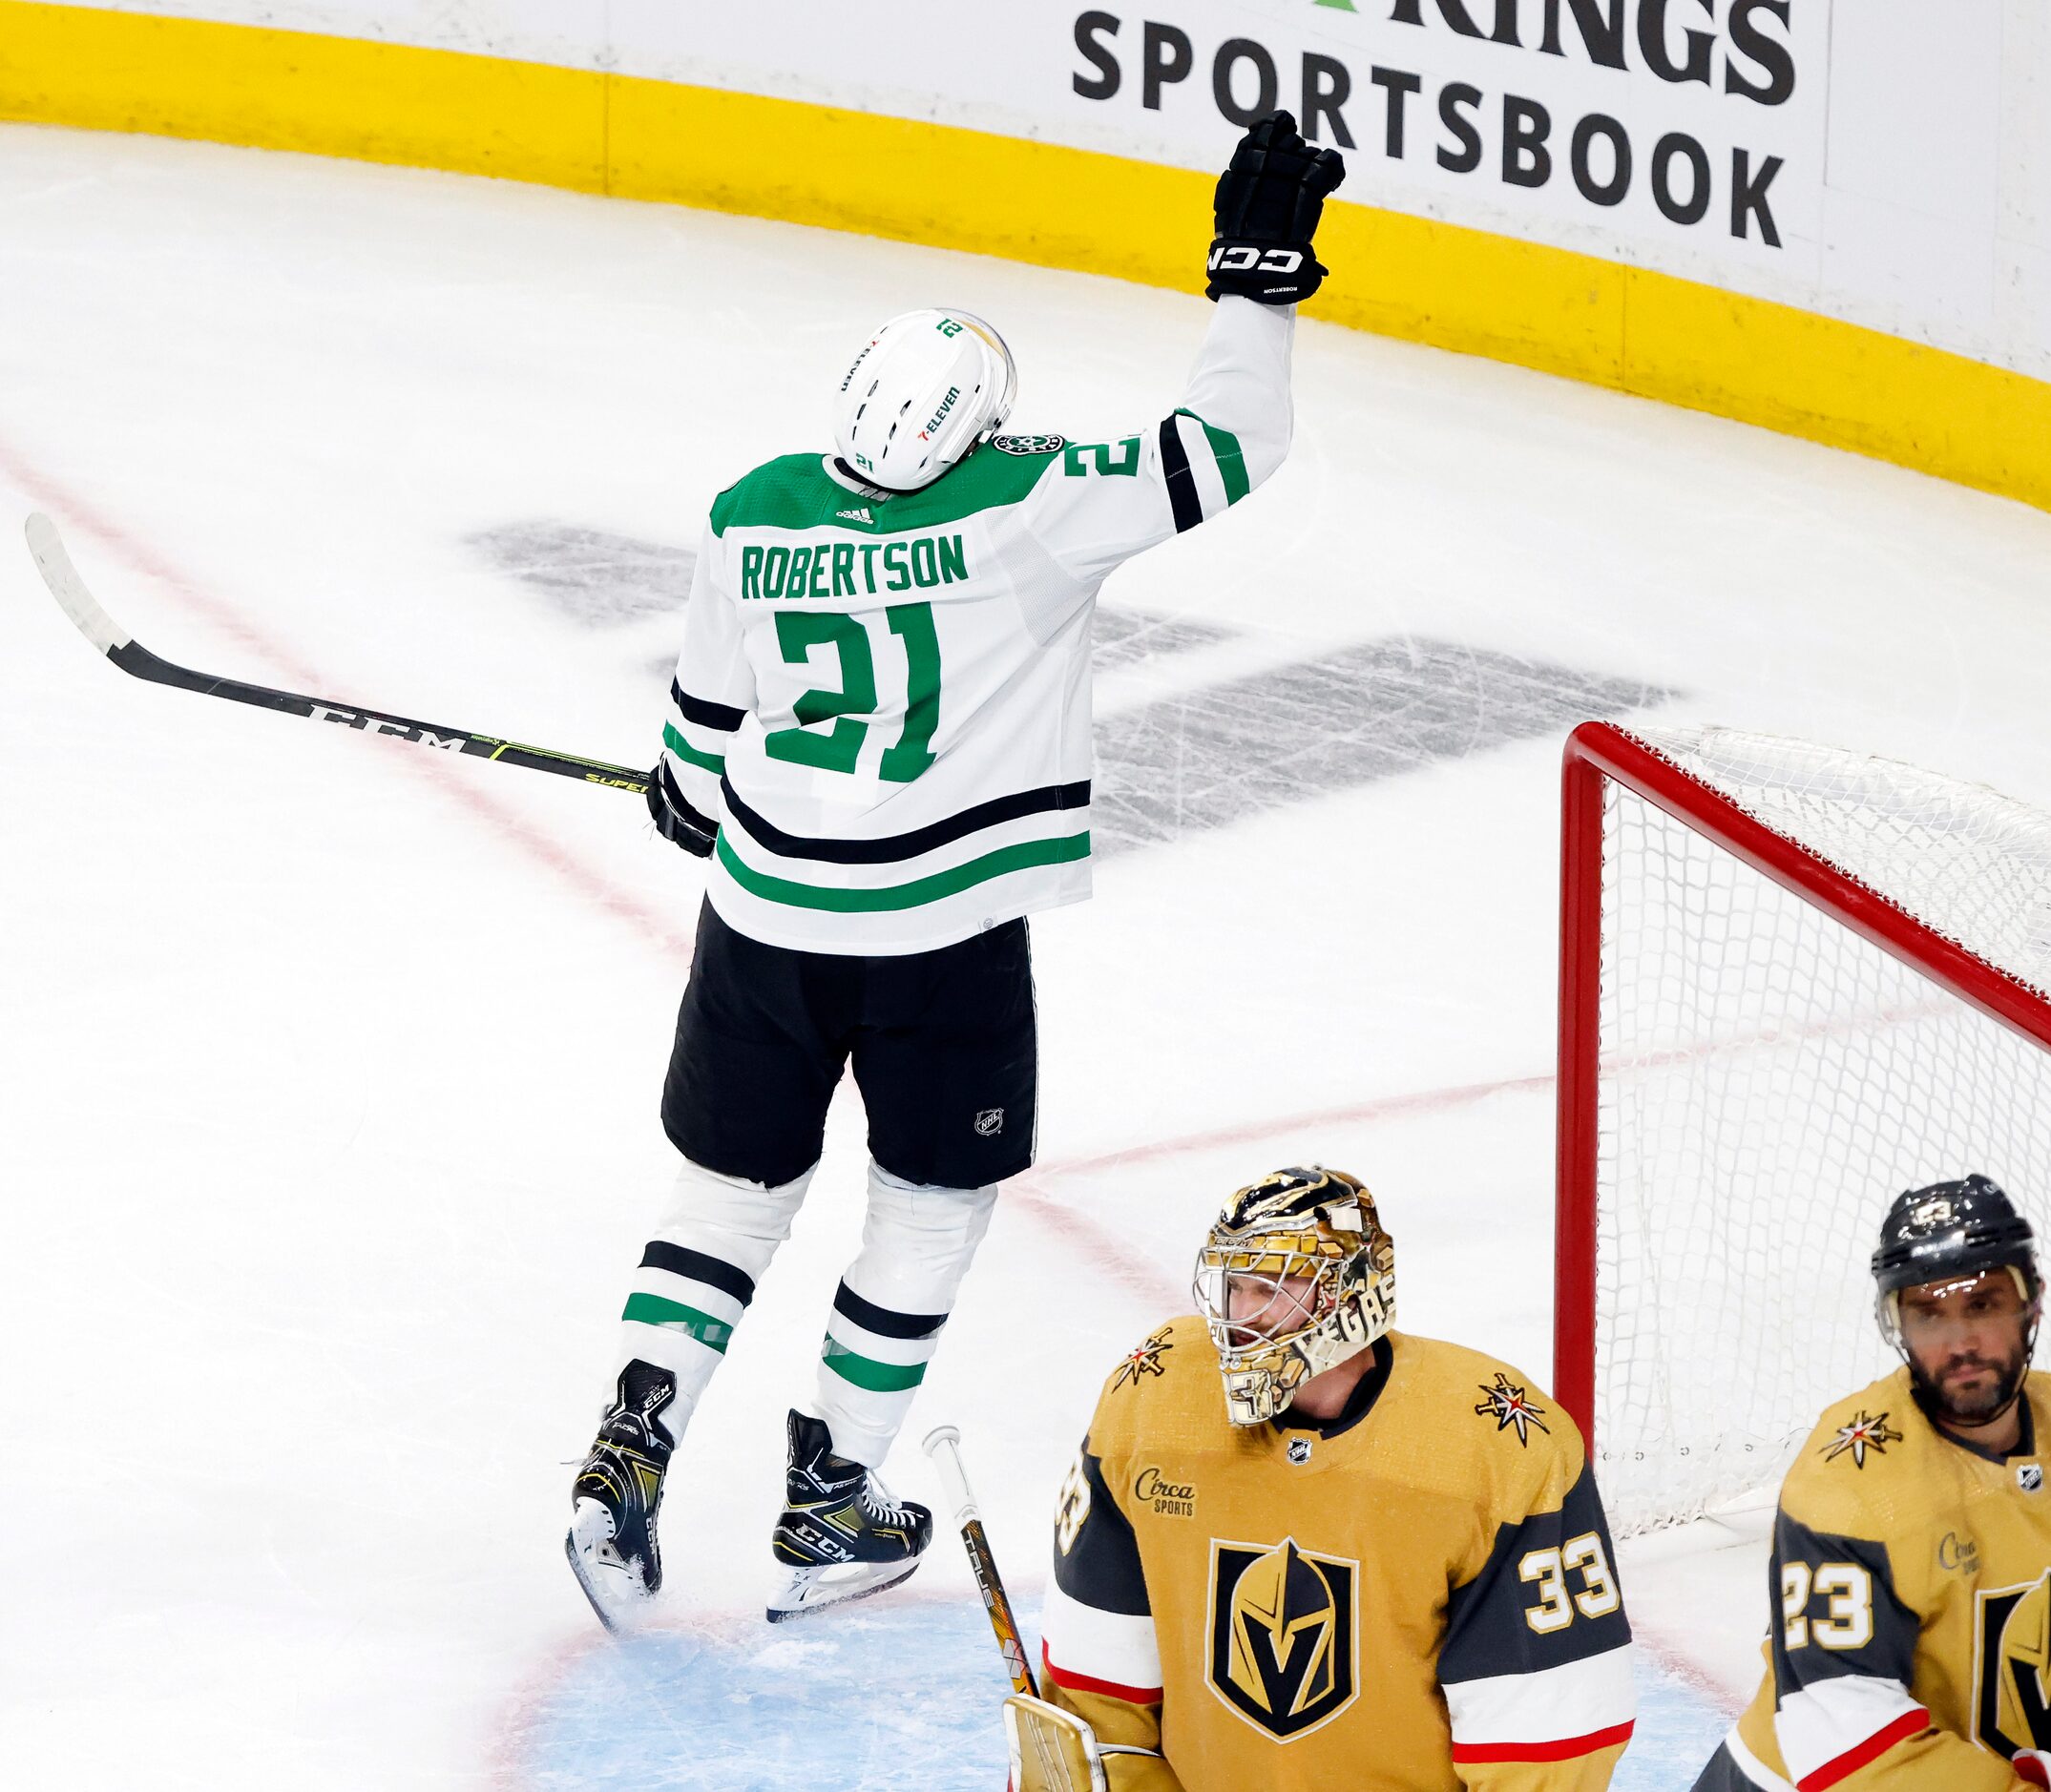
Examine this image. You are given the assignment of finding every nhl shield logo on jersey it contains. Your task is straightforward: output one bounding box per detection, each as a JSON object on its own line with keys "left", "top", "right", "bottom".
{"left": 1975, "top": 1572, "right": 2051, "bottom": 1759}
{"left": 1821, "top": 1408, "right": 1903, "bottom": 1468}
{"left": 1112, "top": 1326, "right": 1174, "bottom": 1391}
{"left": 1474, "top": 1373, "right": 1551, "bottom": 1447}
{"left": 1206, "top": 1537, "right": 1359, "bottom": 1740}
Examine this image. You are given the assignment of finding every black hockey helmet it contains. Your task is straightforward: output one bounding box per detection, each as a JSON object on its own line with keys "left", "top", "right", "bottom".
{"left": 1873, "top": 1175, "right": 2041, "bottom": 1407}
{"left": 1871, "top": 1175, "right": 2039, "bottom": 1302}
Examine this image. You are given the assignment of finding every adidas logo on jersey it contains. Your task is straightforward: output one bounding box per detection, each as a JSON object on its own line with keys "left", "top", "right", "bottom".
{"left": 835, "top": 507, "right": 874, "bottom": 525}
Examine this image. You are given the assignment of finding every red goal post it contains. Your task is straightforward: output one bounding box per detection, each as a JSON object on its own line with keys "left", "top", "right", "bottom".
{"left": 1553, "top": 721, "right": 2051, "bottom": 1534}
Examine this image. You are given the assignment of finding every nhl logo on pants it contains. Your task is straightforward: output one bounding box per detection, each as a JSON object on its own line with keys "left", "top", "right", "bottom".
{"left": 973, "top": 1108, "right": 1004, "bottom": 1136}
{"left": 1207, "top": 1537, "right": 1359, "bottom": 1740}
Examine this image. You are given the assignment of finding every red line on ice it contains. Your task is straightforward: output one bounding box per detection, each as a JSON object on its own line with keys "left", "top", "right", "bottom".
{"left": 1007, "top": 1070, "right": 1554, "bottom": 1307}
{"left": 1, "top": 448, "right": 697, "bottom": 961}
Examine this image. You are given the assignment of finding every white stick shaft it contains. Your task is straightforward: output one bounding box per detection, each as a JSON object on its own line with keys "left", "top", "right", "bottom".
{"left": 922, "top": 1424, "right": 1036, "bottom": 1698}
{"left": 922, "top": 1424, "right": 979, "bottom": 1528}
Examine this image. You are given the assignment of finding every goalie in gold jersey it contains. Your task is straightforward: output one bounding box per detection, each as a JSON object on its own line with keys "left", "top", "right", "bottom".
{"left": 1693, "top": 1175, "right": 2051, "bottom": 1792}
{"left": 1007, "top": 1167, "right": 1636, "bottom": 1792}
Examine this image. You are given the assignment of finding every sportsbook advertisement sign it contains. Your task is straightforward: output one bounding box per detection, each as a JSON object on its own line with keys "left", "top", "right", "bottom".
{"left": 613, "top": 0, "right": 2027, "bottom": 376}
{"left": 68, "top": 0, "right": 2048, "bottom": 378}
{"left": 1040, "top": 0, "right": 2036, "bottom": 378}
{"left": 1062, "top": 2, "right": 1818, "bottom": 281}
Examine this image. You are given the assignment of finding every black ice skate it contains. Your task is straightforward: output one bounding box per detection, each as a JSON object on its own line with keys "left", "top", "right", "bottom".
{"left": 565, "top": 1360, "right": 677, "bottom": 1633}
{"left": 766, "top": 1409, "right": 931, "bottom": 1622}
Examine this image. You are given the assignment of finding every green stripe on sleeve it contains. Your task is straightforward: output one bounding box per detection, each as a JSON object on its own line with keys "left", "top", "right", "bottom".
{"left": 1178, "top": 408, "right": 1251, "bottom": 507}
{"left": 821, "top": 1339, "right": 929, "bottom": 1392}
{"left": 715, "top": 830, "right": 1088, "bottom": 912}
{"left": 622, "top": 1292, "right": 734, "bottom": 1352}
{"left": 662, "top": 720, "right": 725, "bottom": 778}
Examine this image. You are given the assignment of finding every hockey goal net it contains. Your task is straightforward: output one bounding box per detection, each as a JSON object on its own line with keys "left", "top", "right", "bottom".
{"left": 1555, "top": 722, "right": 2051, "bottom": 1537}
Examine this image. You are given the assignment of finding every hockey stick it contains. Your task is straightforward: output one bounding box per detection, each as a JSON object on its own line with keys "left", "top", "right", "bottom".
{"left": 923, "top": 1425, "right": 1039, "bottom": 1698}
{"left": 23, "top": 513, "right": 650, "bottom": 795}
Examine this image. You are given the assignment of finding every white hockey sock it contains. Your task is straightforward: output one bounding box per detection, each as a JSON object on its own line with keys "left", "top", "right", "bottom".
{"left": 617, "top": 1156, "right": 815, "bottom": 1443}
{"left": 810, "top": 1160, "right": 997, "bottom": 1469}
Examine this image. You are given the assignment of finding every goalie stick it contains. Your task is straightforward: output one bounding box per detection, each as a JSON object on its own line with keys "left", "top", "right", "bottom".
{"left": 23, "top": 513, "right": 650, "bottom": 795}
{"left": 922, "top": 1424, "right": 1038, "bottom": 1698}
{"left": 924, "top": 1427, "right": 1153, "bottom": 1792}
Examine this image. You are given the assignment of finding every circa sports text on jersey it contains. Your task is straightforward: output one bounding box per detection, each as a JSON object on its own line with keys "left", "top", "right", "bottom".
{"left": 1040, "top": 1315, "right": 1635, "bottom": 1792}
{"left": 659, "top": 298, "right": 1293, "bottom": 955}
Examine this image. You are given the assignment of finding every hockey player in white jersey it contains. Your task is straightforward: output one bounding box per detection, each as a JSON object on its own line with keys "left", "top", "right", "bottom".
{"left": 566, "top": 113, "right": 1346, "bottom": 1630}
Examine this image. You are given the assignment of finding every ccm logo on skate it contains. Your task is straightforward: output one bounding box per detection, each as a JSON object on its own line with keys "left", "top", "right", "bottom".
{"left": 1207, "top": 245, "right": 1304, "bottom": 274}
{"left": 309, "top": 703, "right": 465, "bottom": 749}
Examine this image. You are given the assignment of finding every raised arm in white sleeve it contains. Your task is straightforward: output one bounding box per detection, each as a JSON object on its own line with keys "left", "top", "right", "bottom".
{"left": 1019, "top": 294, "right": 1295, "bottom": 591}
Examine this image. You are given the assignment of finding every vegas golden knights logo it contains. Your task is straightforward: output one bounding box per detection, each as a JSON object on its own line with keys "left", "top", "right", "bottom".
{"left": 1207, "top": 1537, "right": 1359, "bottom": 1740}
{"left": 1978, "top": 1573, "right": 2051, "bottom": 1759}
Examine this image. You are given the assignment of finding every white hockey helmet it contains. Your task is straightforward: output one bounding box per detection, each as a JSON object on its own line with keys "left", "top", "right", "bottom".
{"left": 832, "top": 309, "right": 1017, "bottom": 492}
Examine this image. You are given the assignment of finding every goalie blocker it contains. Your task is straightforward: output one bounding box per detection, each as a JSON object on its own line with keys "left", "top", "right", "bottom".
{"left": 1008, "top": 1695, "right": 1168, "bottom": 1792}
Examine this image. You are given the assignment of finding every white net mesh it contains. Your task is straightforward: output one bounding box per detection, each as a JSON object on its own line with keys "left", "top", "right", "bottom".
{"left": 1594, "top": 727, "right": 2051, "bottom": 1535}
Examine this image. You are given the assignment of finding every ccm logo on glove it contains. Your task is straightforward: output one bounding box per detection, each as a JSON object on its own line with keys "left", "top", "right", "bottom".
{"left": 1207, "top": 245, "right": 1306, "bottom": 274}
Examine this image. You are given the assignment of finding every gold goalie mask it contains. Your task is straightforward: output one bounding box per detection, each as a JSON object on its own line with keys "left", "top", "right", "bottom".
{"left": 1193, "top": 1166, "right": 1396, "bottom": 1426}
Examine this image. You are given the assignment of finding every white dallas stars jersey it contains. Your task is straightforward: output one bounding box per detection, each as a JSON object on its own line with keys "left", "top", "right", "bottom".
{"left": 1698, "top": 1367, "right": 2051, "bottom": 1792}
{"left": 659, "top": 296, "right": 1293, "bottom": 954}
{"left": 1042, "top": 1318, "right": 1636, "bottom": 1791}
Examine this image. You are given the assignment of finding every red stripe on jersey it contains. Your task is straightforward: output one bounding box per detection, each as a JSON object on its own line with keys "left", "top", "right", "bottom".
{"left": 1795, "top": 1708, "right": 1930, "bottom": 1791}
{"left": 1451, "top": 1720, "right": 1636, "bottom": 1763}
{"left": 1040, "top": 1639, "right": 1162, "bottom": 1708}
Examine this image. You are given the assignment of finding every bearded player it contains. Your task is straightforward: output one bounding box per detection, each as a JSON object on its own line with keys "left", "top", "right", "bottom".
{"left": 1692, "top": 1175, "right": 2051, "bottom": 1791}
{"left": 1010, "top": 1167, "right": 1636, "bottom": 1791}
{"left": 564, "top": 120, "right": 1348, "bottom": 1629}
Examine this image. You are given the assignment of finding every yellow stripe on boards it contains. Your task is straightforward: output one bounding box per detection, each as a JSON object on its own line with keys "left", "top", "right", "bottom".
{"left": 0, "top": 0, "right": 2044, "bottom": 512}
{"left": 607, "top": 73, "right": 1210, "bottom": 298}
{"left": 1312, "top": 199, "right": 1630, "bottom": 387}
{"left": 1625, "top": 275, "right": 2051, "bottom": 517}
{"left": 0, "top": 0, "right": 605, "bottom": 188}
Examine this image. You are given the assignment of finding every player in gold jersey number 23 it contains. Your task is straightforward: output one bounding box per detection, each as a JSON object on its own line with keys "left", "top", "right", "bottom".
{"left": 1693, "top": 1175, "right": 2051, "bottom": 1792}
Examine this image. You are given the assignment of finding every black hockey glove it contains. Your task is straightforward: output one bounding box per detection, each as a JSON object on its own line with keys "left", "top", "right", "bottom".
{"left": 1206, "top": 110, "right": 1347, "bottom": 305}
{"left": 646, "top": 761, "right": 716, "bottom": 859}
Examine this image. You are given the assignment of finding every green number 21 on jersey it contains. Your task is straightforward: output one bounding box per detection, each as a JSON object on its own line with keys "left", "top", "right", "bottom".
{"left": 764, "top": 601, "right": 941, "bottom": 781}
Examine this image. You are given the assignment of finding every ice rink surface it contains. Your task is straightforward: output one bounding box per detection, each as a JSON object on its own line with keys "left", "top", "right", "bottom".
{"left": 2, "top": 123, "right": 2049, "bottom": 1788}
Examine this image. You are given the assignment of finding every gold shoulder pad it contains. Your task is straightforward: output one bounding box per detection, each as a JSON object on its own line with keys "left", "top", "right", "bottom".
{"left": 1779, "top": 1369, "right": 1927, "bottom": 1534}
{"left": 1090, "top": 1316, "right": 1211, "bottom": 1449}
